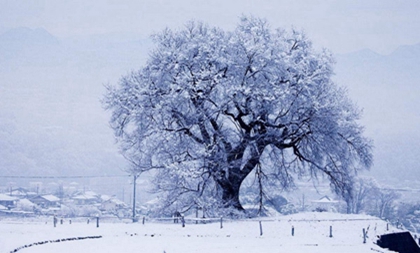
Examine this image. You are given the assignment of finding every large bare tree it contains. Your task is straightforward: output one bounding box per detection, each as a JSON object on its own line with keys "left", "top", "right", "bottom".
{"left": 104, "top": 16, "right": 373, "bottom": 214}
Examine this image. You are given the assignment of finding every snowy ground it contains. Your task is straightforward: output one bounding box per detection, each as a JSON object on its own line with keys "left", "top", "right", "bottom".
{"left": 1, "top": 212, "right": 406, "bottom": 253}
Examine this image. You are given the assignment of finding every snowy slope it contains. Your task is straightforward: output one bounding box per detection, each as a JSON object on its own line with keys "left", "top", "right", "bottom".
{"left": 1, "top": 212, "right": 407, "bottom": 253}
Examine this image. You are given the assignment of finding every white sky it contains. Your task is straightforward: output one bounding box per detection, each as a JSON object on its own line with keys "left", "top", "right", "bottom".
{"left": 1, "top": 0, "right": 420, "bottom": 54}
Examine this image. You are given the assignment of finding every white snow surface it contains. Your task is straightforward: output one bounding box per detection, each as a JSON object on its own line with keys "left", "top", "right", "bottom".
{"left": 1, "top": 212, "right": 400, "bottom": 253}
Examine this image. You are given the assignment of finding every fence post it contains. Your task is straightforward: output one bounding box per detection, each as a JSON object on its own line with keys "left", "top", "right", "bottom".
{"left": 173, "top": 212, "right": 178, "bottom": 223}
{"left": 53, "top": 215, "right": 57, "bottom": 228}
{"left": 329, "top": 226, "right": 333, "bottom": 238}
{"left": 196, "top": 207, "right": 199, "bottom": 224}
{"left": 386, "top": 223, "right": 389, "bottom": 231}
{"left": 69, "top": 219, "right": 72, "bottom": 225}
{"left": 96, "top": 216, "right": 99, "bottom": 228}
{"left": 363, "top": 228, "right": 366, "bottom": 243}
{"left": 220, "top": 217, "right": 223, "bottom": 229}
{"left": 259, "top": 221, "right": 263, "bottom": 236}
{"left": 181, "top": 215, "right": 185, "bottom": 228}
{"left": 142, "top": 216, "right": 145, "bottom": 225}
{"left": 292, "top": 226, "right": 295, "bottom": 236}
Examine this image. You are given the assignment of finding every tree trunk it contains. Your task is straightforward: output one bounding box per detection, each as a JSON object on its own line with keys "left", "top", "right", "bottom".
{"left": 215, "top": 141, "right": 263, "bottom": 211}
{"left": 215, "top": 170, "right": 246, "bottom": 211}
{"left": 221, "top": 181, "right": 244, "bottom": 210}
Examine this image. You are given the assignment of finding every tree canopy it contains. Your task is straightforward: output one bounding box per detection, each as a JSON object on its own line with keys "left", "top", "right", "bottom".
{"left": 104, "top": 16, "right": 373, "bottom": 215}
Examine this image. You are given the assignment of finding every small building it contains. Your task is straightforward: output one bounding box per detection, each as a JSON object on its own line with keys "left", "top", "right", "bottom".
{"left": 72, "top": 194, "right": 98, "bottom": 205}
{"left": 0, "top": 204, "right": 9, "bottom": 211}
{"left": 16, "top": 198, "right": 37, "bottom": 212}
{"left": 30, "top": 195, "right": 61, "bottom": 208}
{"left": 311, "top": 196, "right": 339, "bottom": 212}
{"left": 8, "top": 187, "right": 29, "bottom": 198}
{"left": 101, "top": 197, "right": 128, "bottom": 211}
{"left": 99, "top": 196, "right": 130, "bottom": 217}
{"left": 0, "top": 193, "right": 18, "bottom": 209}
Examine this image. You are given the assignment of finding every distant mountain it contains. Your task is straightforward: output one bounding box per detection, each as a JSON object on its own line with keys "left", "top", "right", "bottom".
{"left": 0, "top": 27, "right": 59, "bottom": 45}
{"left": 0, "top": 28, "right": 151, "bottom": 188}
{"left": 336, "top": 49, "right": 384, "bottom": 66}
{"left": 390, "top": 42, "right": 420, "bottom": 59}
{"left": 335, "top": 44, "right": 420, "bottom": 86}
{"left": 0, "top": 27, "right": 61, "bottom": 63}
{"left": 388, "top": 43, "right": 420, "bottom": 77}
{"left": 0, "top": 27, "right": 154, "bottom": 195}
{"left": 334, "top": 43, "right": 420, "bottom": 183}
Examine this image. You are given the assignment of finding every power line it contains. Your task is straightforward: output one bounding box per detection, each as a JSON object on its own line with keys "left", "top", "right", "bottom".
{"left": 0, "top": 175, "right": 128, "bottom": 179}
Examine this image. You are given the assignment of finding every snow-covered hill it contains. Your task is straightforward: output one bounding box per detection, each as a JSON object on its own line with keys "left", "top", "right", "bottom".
{"left": 1, "top": 212, "right": 409, "bottom": 253}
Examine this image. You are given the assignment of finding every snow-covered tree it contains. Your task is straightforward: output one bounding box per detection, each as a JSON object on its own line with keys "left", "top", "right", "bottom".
{"left": 374, "top": 188, "right": 400, "bottom": 219}
{"left": 344, "top": 177, "right": 380, "bottom": 214}
{"left": 397, "top": 202, "right": 420, "bottom": 233}
{"left": 104, "top": 16, "right": 373, "bottom": 214}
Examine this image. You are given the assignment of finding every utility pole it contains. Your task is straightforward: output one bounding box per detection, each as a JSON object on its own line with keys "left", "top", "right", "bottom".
{"left": 122, "top": 187, "right": 125, "bottom": 203}
{"left": 132, "top": 174, "right": 138, "bottom": 222}
{"left": 301, "top": 194, "right": 305, "bottom": 212}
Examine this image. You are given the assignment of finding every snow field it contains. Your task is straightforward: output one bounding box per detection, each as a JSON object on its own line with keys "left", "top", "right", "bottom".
{"left": 1, "top": 213, "right": 399, "bottom": 253}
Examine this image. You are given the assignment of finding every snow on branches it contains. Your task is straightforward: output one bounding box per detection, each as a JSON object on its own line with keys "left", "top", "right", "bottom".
{"left": 103, "top": 16, "right": 373, "bottom": 215}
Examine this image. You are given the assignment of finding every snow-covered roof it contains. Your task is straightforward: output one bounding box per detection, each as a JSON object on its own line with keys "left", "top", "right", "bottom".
{"left": 18, "top": 198, "right": 36, "bottom": 206}
{"left": 0, "top": 204, "right": 7, "bottom": 210}
{"left": 144, "top": 198, "right": 160, "bottom": 206}
{"left": 100, "top": 195, "right": 111, "bottom": 201}
{"left": 0, "top": 193, "right": 17, "bottom": 201}
{"left": 84, "top": 191, "right": 98, "bottom": 197}
{"left": 108, "top": 198, "right": 126, "bottom": 205}
{"left": 311, "top": 196, "right": 338, "bottom": 203}
{"left": 73, "top": 194, "right": 97, "bottom": 200}
{"left": 41, "top": 195, "right": 60, "bottom": 202}
{"left": 10, "top": 188, "right": 27, "bottom": 195}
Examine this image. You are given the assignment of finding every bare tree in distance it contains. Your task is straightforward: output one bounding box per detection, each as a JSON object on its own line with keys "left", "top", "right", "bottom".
{"left": 375, "top": 188, "right": 401, "bottom": 219}
{"left": 344, "top": 176, "right": 380, "bottom": 214}
{"left": 103, "top": 16, "right": 373, "bottom": 215}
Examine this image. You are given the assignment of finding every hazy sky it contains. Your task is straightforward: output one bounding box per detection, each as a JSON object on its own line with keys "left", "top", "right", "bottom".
{"left": 1, "top": 0, "right": 420, "bottom": 54}
{"left": 1, "top": 0, "right": 420, "bottom": 188}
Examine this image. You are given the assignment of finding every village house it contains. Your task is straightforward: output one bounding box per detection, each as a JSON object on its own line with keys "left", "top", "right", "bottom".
{"left": 0, "top": 194, "right": 18, "bottom": 209}
{"left": 72, "top": 194, "right": 98, "bottom": 205}
{"left": 311, "top": 195, "right": 339, "bottom": 212}
{"left": 8, "top": 187, "right": 28, "bottom": 198}
{"left": 30, "top": 194, "right": 61, "bottom": 209}
{"left": 99, "top": 195, "right": 130, "bottom": 217}
{"left": 71, "top": 191, "right": 100, "bottom": 205}
{"left": 15, "top": 198, "right": 37, "bottom": 212}
{"left": 100, "top": 196, "right": 128, "bottom": 211}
